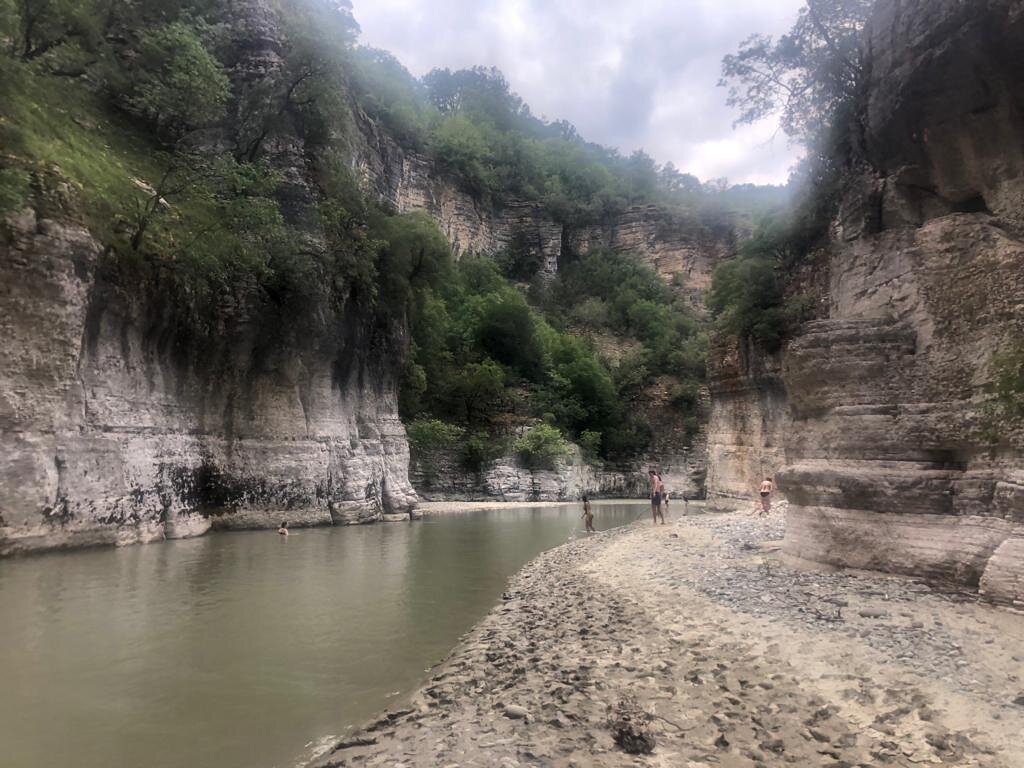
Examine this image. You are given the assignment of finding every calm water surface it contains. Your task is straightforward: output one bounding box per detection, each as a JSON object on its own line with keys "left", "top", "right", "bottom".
{"left": 0, "top": 501, "right": 645, "bottom": 768}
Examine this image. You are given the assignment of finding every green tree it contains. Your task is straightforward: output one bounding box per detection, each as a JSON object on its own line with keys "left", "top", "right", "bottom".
{"left": 350, "top": 46, "right": 437, "bottom": 148}
{"left": 125, "top": 21, "right": 230, "bottom": 134}
{"left": 452, "top": 359, "right": 506, "bottom": 425}
{"left": 431, "top": 114, "right": 495, "bottom": 196}
{"left": 578, "top": 430, "right": 602, "bottom": 461}
{"left": 719, "top": 0, "right": 872, "bottom": 146}
{"left": 372, "top": 210, "right": 451, "bottom": 314}
{"left": 514, "top": 424, "right": 570, "bottom": 470}
{"left": 407, "top": 418, "right": 465, "bottom": 456}
{"left": 10, "top": 0, "right": 100, "bottom": 61}
{"left": 476, "top": 291, "right": 543, "bottom": 377}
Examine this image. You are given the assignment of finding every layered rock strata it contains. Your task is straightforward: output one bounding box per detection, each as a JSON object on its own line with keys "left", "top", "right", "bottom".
{"left": 778, "top": 0, "right": 1024, "bottom": 602}
{"left": 0, "top": 203, "right": 418, "bottom": 556}
{"left": 705, "top": 336, "right": 787, "bottom": 510}
{"left": 351, "top": 116, "right": 733, "bottom": 306}
{"left": 1, "top": 0, "right": 729, "bottom": 553}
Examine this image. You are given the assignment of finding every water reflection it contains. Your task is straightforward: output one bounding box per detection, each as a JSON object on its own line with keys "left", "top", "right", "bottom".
{"left": 0, "top": 501, "right": 644, "bottom": 768}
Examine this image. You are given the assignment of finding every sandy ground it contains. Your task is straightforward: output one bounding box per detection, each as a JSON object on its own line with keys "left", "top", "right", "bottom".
{"left": 310, "top": 508, "right": 1024, "bottom": 768}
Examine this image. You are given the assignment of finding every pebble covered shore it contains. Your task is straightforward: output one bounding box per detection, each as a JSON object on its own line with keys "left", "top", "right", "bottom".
{"left": 311, "top": 506, "right": 1024, "bottom": 767}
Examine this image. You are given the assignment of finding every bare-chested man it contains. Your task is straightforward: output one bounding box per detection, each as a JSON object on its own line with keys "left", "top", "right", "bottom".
{"left": 759, "top": 477, "right": 773, "bottom": 516}
{"left": 649, "top": 470, "right": 665, "bottom": 525}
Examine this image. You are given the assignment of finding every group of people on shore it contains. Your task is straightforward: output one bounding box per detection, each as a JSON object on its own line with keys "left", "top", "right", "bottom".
{"left": 580, "top": 470, "right": 774, "bottom": 532}
{"left": 579, "top": 468, "right": 672, "bottom": 533}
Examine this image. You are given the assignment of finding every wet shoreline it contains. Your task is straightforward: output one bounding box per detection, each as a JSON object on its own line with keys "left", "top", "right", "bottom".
{"left": 311, "top": 509, "right": 1024, "bottom": 767}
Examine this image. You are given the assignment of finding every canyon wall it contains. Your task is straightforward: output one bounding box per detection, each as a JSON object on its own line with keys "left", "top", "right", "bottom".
{"left": 0, "top": 4, "right": 425, "bottom": 555}
{"left": 0, "top": 180, "right": 418, "bottom": 556}
{"left": 0, "top": 0, "right": 728, "bottom": 554}
{"left": 704, "top": 337, "right": 787, "bottom": 510}
{"left": 348, "top": 92, "right": 726, "bottom": 503}
{"left": 349, "top": 113, "right": 732, "bottom": 307}
{"left": 410, "top": 445, "right": 641, "bottom": 503}
{"left": 777, "top": 0, "right": 1024, "bottom": 602}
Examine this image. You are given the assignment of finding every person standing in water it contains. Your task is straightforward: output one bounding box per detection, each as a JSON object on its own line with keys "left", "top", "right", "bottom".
{"left": 758, "top": 477, "right": 774, "bottom": 516}
{"left": 278, "top": 520, "right": 289, "bottom": 536}
{"left": 581, "top": 495, "right": 595, "bottom": 533}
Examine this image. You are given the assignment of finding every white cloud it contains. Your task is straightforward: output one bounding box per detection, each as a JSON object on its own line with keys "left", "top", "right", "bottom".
{"left": 351, "top": 0, "right": 806, "bottom": 184}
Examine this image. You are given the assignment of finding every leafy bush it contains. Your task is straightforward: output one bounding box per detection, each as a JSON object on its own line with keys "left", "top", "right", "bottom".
{"left": 496, "top": 230, "right": 544, "bottom": 280}
{"left": 407, "top": 419, "right": 465, "bottom": 458}
{"left": 579, "top": 430, "right": 602, "bottom": 461}
{"left": 122, "top": 21, "right": 231, "bottom": 135}
{"left": 461, "top": 433, "right": 507, "bottom": 473}
{"left": 989, "top": 341, "right": 1024, "bottom": 433}
{"left": 514, "top": 424, "right": 571, "bottom": 470}
{"left": 708, "top": 217, "right": 817, "bottom": 350}
{"left": 669, "top": 380, "right": 701, "bottom": 410}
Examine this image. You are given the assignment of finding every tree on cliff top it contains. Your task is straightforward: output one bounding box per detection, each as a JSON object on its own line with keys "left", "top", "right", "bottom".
{"left": 719, "top": 0, "right": 873, "bottom": 148}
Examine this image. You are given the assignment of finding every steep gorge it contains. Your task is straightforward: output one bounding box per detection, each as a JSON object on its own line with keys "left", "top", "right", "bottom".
{"left": 0, "top": 0, "right": 728, "bottom": 553}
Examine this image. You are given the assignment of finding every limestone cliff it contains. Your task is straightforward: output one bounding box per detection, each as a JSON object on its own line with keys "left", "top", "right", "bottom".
{"left": 765, "top": 0, "right": 1024, "bottom": 602}
{"left": 0, "top": 12, "right": 728, "bottom": 555}
{"left": 349, "top": 110, "right": 732, "bottom": 310}
{"left": 0, "top": 2, "right": 423, "bottom": 555}
{"left": 349, "top": 96, "right": 727, "bottom": 503}
{"left": 704, "top": 337, "right": 786, "bottom": 511}
{"left": 0, "top": 180, "right": 419, "bottom": 555}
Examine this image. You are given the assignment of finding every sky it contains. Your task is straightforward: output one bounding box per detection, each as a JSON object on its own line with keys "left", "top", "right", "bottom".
{"left": 351, "top": 0, "right": 807, "bottom": 186}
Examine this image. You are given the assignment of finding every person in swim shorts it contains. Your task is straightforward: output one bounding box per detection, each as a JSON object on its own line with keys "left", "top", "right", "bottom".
{"left": 649, "top": 469, "right": 665, "bottom": 525}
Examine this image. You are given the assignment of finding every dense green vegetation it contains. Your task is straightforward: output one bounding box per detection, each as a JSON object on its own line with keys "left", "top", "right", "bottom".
{"left": 0, "top": 0, "right": 459, "bottom": 356}
{"left": 0, "top": 0, "right": 773, "bottom": 470}
{"left": 400, "top": 252, "right": 690, "bottom": 463}
{"left": 349, "top": 52, "right": 785, "bottom": 228}
{"left": 708, "top": 215, "right": 818, "bottom": 351}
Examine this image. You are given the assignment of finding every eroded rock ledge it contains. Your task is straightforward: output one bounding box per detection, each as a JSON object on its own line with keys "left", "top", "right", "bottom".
{"left": 706, "top": 0, "right": 1024, "bottom": 602}
{"left": 776, "top": 0, "right": 1024, "bottom": 602}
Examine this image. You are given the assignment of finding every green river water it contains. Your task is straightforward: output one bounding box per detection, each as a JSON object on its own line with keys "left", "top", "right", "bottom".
{"left": 0, "top": 501, "right": 646, "bottom": 768}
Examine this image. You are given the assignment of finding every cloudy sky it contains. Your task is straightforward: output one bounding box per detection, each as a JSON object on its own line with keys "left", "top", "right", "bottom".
{"left": 351, "top": 0, "right": 806, "bottom": 185}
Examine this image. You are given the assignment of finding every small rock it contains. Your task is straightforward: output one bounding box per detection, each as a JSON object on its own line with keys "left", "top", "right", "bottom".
{"left": 504, "top": 704, "right": 530, "bottom": 719}
{"left": 859, "top": 608, "right": 890, "bottom": 619}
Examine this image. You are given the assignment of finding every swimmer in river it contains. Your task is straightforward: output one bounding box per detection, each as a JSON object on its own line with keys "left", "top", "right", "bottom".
{"left": 278, "top": 520, "right": 289, "bottom": 536}
{"left": 581, "top": 495, "right": 595, "bottom": 533}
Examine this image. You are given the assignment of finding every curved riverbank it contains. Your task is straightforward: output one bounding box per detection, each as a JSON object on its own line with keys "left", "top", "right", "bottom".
{"left": 312, "top": 510, "right": 1024, "bottom": 767}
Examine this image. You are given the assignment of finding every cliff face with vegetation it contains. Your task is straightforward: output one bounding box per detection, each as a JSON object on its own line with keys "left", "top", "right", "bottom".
{"left": 354, "top": 127, "right": 727, "bottom": 501}
{"left": 705, "top": 0, "right": 1024, "bottom": 601}
{"left": 0, "top": 0, "right": 732, "bottom": 551}
{"left": 0, "top": 199, "right": 418, "bottom": 554}
{"left": 0, "top": 3, "right": 428, "bottom": 554}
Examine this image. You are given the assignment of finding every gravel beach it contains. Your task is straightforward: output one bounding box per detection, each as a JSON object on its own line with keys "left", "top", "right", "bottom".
{"left": 311, "top": 507, "right": 1024, "bottom": 767}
